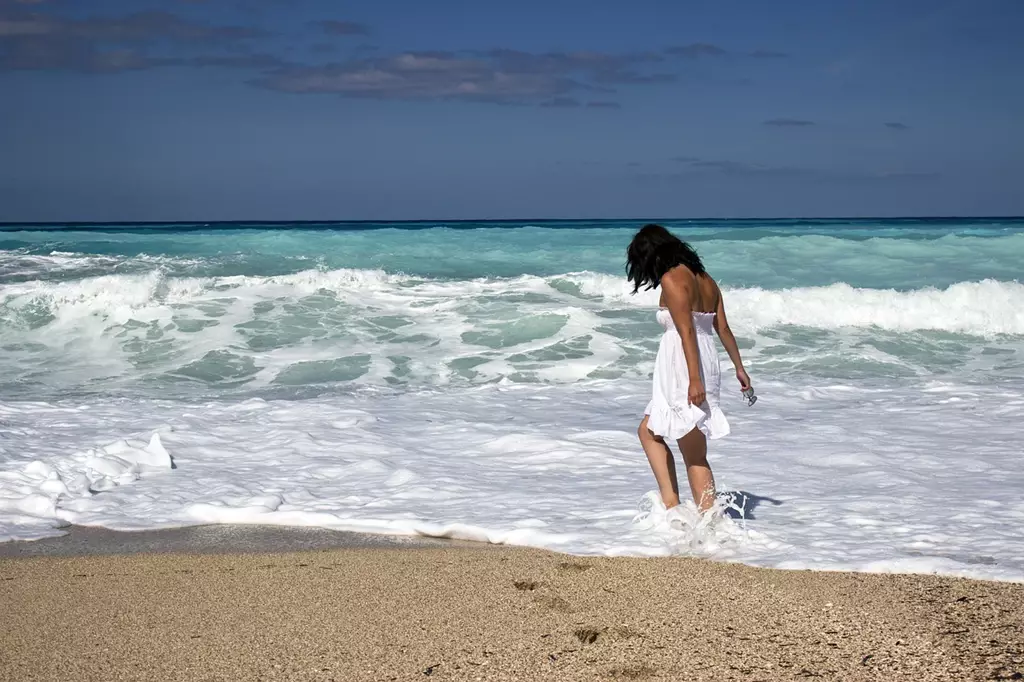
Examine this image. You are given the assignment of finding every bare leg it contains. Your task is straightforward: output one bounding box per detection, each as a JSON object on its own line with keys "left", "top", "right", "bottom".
{"left": 677, "top": 427, "right": 716, "bottom": 512}
{"left": 638, "top": 416, "right": 682, "bottom": 508}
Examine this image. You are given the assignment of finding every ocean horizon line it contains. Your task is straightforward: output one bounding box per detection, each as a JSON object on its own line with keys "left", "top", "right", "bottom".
{"left": 2, "top": 215, "right": 1022, "bottom": 231}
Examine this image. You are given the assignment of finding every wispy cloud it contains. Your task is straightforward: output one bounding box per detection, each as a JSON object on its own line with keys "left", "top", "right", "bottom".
{"left": 482, "top": 48, "right": 670, "bottom": 84}
{"left": 0, "top": 8, "right": 265, "bottom": 71}
{"left": 0, "top": 34, "right": 168, "bottom": 72}
{"left": 658, "top": 156, "right": 940, "bottom": 182}
{"left": 316, "top": 20, "right": 369, "bottom": 36}
{"left": 253, "top": 49, "right": 677, "bottom": 105}
{"left": 541, "top": 96, "right": 581, "bottom": 108}
{"left": 876, "top": 171, "right": 937, "bottom": 179}
{"left": 540, "top": 97, "right": 621, "bottom": 110}
{"left": 254, "top": 52, "right": 576, "bottom": 103}
{"left": 665, "top": 43, "right": 726, "bottom": 58}
{"left": 0, "top": 10, "right": 264, "bottom": 42}
{"left": 885, "top": 122, "right": 910, "bottom": 131}
{"left": 191, "top": 52, "right": 285, "bottom": 69}
{"left": 0, "top": 6, "right": 787, "bottom": 107}
{"left": 671, "top": 157, "right": 812, "bottom": 177}
{"left": 763, "top": 118, "right": 816, "bottom": 127}
{"left": 666, "top": 44, "right": 790, "bottom": 60}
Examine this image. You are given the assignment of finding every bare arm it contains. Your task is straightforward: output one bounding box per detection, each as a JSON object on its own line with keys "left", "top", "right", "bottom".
{"left": 713, "top": 286, "right": 752, "bottom": 390}
{"left": 661, "top": 270, "right": 706, "bottom": 405}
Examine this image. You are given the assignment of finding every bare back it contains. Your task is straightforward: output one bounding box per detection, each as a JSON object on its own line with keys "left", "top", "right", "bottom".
{"left": 658, "top": 266, "right": 719, "bottom": 313}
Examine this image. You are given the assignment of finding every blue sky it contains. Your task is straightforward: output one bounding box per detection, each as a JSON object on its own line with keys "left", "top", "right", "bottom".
{"left": 1, "top": 0, "right": 1022, "bottom": 221}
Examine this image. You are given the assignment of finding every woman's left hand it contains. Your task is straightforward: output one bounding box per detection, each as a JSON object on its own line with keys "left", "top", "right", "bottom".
{"left": 687, "top": 379, "right": 706, "bottom": 406}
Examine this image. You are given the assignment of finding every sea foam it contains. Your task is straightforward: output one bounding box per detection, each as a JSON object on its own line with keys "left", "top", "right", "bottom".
{"left": 2, "top": 221, "right": 1023, "bottom": 583}
{"left": 2, "top": 269, "right": 1021, "bottom": 399}
{"left": 5, "top": 268, "right": 1023, "bottom": 335}
{"left": 1, "top": 380, "right": 1022, "bottom": 581}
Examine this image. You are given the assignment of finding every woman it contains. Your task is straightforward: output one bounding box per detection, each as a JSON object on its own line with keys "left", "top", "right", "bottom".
{"left": 627, "top": 224, "right": 751, "bottom": 516}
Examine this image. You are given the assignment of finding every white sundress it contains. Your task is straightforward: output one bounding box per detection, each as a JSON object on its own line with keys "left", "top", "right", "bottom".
{"left": 644, "top": 308, "right": 731, "bottom": 441}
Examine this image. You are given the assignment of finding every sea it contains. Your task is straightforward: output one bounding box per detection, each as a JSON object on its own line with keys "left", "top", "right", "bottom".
{"left": 1, "top": 218, "right": 1022, "bottom": 581}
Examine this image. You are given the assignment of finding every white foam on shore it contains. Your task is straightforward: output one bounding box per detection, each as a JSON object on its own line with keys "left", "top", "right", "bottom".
{"left": 0, "top": 423, "right": 173, "bottom": 541}
{"left": 3, "top": 269, "right": 1022, "bottom": 400}
{"left": 5, "top": 268, "right": 1024, "bottom": 336}
{"left": 2, "top": 379, "right": 1022, "bottom": 581}
{"left": 576, "top": 274, "right": 1024, "bottom": 336}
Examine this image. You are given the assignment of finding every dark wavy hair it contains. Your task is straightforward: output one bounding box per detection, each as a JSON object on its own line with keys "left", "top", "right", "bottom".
{"left": 626, "top": 224, "right": 706, "bottom": 293}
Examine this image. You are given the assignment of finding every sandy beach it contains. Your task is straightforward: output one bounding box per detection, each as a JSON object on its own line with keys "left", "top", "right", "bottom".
{"left": 2, "top": 540, "right": 1021, "bottom": 682}
{"left": 4, "top": 0, "right": 1024, "bottom": 677}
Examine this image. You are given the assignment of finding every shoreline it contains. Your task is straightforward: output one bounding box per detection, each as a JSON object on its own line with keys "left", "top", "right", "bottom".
{"left": 2, "top": 542, "right": 1022, "bottom": 681}
{"left": 0, "top": 524, "right": 459, "bottom": 559}
{"left": 4, "top": 524, "right": 1023, "bottom": 583}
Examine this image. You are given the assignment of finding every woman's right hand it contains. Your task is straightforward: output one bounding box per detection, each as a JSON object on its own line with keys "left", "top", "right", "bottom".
{"left": 736, "top": 369, "right": 752, "bottom": 391}
{"left": 687, "top": 379, "right": 706, "bottom": 406}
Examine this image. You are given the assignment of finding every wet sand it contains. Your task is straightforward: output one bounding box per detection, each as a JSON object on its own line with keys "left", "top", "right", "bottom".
{"left": 1, "top": 544, "right": 1022, "bottom": 681}
{"left": 0, "top": 524, "right": 453, "bottom": 559}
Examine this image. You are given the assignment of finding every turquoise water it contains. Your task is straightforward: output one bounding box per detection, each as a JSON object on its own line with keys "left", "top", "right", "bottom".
{"left": 3, "top": 219, "right": 1024, "bottom": 580}
{"left": 3, "top": 218, "right": 1023, "bottom": 288}
{"left": 1, "top": 218, "right": 1022, "bottom": 399}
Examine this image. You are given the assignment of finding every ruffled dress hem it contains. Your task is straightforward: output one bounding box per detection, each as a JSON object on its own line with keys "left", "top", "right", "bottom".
{"left": 644, "top": 399, "right": 731, "bottom": 441}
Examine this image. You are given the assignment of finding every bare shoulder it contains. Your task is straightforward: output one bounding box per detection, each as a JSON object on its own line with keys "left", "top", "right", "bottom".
{"left": 704, "top": 274, "right": 724, "bottom": 311}
{"left": 706, "top": 273, "right": 722, "bottom": 296}
{"left": 661, "top": 265, "right": 697, "bottom": 292}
